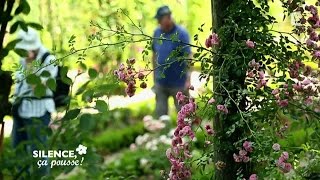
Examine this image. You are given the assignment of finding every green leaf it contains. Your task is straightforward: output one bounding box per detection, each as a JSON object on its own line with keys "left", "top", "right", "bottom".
{"left": 34, "top": 84, "right": 46, "bottom": 98}
{"left": 6, "top": 39, "right": 22, "bottom": 50}
{"left": 88, "top": 68, "right": 98, "bottom": 79}
{"left": 40, "top": 70, "right": 51, "bottom": 77}
{"left": 26, "top": 74, "right": 41, "bottom": 85}
{"left": 82, "top": 89, "right": 94, "bottom": 102}
{"left": 27, "top": 22, "right": 43, "bottom": 30}
{"left": 79, "top": 62, "right": 87, "bottom": 71}
{"left": 14, "top": 48, "right": 28, "bottom": 57}
{"left": 59, "top": 66, "right": 72, "bottom": 85}
{"left": 46, "top": 78, "right": 56, "bottom": 91}
{"left": 95, "top": 100, "right": 108, "bottom": 113}
{"left": 19, "top": 21, "right": 28, "bottom": 32}
{"left": 62, "top": 76, "right": 72, "bottom": 85}
{"left": 0, "top": 48, "right": 9, "bottom": 60}
{"left": 76, "top": 81, "right": 90, "bottom": 95}
{"left": 64, "top": 109, "right": 81, "bottom": 120}
{"left": 14, "top": 4, "right": 24, "bottom": 15}
{"left": 10, "top": 21, "right": 20, "bottom": 34}
{"left": 79, "top": 114, "right": 94, "bottom": 131}
{"left": 22, "top": 0, "right": 31, "bottom": 15}
{"left": 60, "top": 66, "right": 68, "bottom": 77}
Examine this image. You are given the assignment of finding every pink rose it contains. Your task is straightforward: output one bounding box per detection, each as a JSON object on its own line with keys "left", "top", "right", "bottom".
{"left": 243, "top": 141, "right": 253, "bottom": 152}
{"left": 272, "top": 89, "right": 280, "bottom": 95}
{"left": 282, "top": 151, "right": 289, "bottom": 160}
{"left": 277, "top": 99, "right": 289, "bottom": 107}
{"left": 246, "top": 40, "right": 255, "bottom": 48}
{"left": 314, "top": 51, "right": 320, "bottom": 59}
{"left": 272, "top": 143, "right": 281, "bottom": 151}
{"left": 208, "top": 98, "right": 216, "bottom": 104}
{"left": 249, "top": 174, "right": 258, "bottom": 180}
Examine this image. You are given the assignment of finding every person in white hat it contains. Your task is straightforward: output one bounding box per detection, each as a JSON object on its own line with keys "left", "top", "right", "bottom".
{"left": 12, "top": 27, "right": 57, "bottom": 177}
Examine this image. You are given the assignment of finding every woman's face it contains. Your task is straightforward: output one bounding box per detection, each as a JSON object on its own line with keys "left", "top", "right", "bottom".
{"left": 26, "top": 50, "right": 37, "bottom": 62}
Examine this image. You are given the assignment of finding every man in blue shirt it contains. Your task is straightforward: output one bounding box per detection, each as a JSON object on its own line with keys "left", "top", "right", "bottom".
{"left": 152, "top": 6, "right": 191, "bottom": 117}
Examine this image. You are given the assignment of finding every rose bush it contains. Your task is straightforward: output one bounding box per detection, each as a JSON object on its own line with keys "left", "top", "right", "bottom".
{"left": 114, "top": 0, "right": 320, "bottom": 179}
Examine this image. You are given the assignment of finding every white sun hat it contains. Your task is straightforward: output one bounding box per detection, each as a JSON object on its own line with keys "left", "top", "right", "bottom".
{"left": 15, "top": 28, "right": 42, "bottom": 51}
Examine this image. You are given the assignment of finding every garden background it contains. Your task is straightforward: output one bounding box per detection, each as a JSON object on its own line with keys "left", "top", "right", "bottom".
{"left": 0, "top": 0, "right": 319, "bottom": 179}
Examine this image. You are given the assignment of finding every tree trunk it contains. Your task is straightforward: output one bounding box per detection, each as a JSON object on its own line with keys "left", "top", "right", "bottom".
{"left": 211, "top": 0, "right": 249, "bottom": 179}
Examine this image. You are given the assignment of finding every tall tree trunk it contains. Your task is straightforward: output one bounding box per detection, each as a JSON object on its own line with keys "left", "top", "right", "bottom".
{"left": 0, "top": 0, "right": 15, "bottom": 65}
{"left": 211, "top": 0, "right": 250, "bottom": 179}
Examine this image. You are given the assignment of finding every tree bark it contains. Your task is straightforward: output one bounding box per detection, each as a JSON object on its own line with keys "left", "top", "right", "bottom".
{"left": 0, "top": 0, "right": 15, "bottom": 65}
{"left": 211, "top": 0, "right": 249, "bottom": 179}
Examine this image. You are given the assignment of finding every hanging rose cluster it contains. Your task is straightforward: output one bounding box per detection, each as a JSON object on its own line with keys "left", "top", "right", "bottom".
{"left": 276, "top": 151, "right": 293, "bottom": 173}
{"left": 246, "top": 59, "right": 268, "bottom": 90}
{"left": 292, "top": 2, "right": 320, "bottom": 61}
{"left": 233, "top": 140, "right": 253, "bottom": 163}
{"left": 272, "top": 60, "right": 319, "bottom": 109}
{"left": 166, "top": 92, "right": 197, "bottom": 180}
{"left": 114, "top": 58, "right": 147, "bottom": 97}
{"left": 205, "top": 33, "right": 219, "bottom": 48}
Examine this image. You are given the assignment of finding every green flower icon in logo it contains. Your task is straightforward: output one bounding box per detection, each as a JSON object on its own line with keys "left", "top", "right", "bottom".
{"left": 76, "top": 144, "right": 87, "bottom": 155}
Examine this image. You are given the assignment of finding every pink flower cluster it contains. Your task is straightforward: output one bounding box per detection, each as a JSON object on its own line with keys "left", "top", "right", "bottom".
{"left": 294, "top": 4, "right": 320, "bottom": 59}
{"left": 277, "top": 151, "right": 293, "bottom": 173}
{"left": 207, "top": 97, "right": 228, "bottom": 114}
{"left": 233, "top": 141, "right": 253, "bottom": 163}
{"left": 167, "top": 92, "right": 197, "bottom": 180}
{"left": 271, "top": 60, "right": 319, "bottom": 108}
{"left": 272, "top": 85, "right": 290, "bottom": 108}
{"left": 246, "top": 59, "right": 267, "bottom": 89}
{"left": 114, "top": 58, "right": 147, "bottom": 97}
{"left": 217, "top": 104, "right": 228, "bottom": 114}
{"left": 205, "top": 33, "right": 219, "bottom": 48}
{"left": 205, "top": 124, "right": 215, "bottom": 135}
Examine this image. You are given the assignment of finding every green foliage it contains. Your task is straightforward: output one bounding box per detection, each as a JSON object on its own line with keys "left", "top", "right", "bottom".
{"left": 63, "top": 108, "right": 81, "bottom": 121}
{"left": 95, "top": 100, "right": 109, "bottom": 113}
{"left": 93, "top": 122, "right": 145, "bottom": 153}
{"left": 104, "top": 148, "right": 169, "bottom": 179}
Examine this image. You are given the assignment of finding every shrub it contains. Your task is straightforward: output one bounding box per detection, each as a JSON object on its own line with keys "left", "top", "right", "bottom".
{"left": 93, "top": 122, "right": 145, "bottom": 153}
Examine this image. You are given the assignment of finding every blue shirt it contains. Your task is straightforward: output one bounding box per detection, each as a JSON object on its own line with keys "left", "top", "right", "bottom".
{"left": 152, "top": 25, "right": 191, "bottom": 88}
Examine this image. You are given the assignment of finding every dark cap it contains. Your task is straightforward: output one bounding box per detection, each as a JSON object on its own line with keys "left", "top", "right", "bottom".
{"left": 154, "top": 5, "right": 171, "bottom": 20}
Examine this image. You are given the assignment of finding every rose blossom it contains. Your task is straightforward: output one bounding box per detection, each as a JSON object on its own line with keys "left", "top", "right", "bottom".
{"left": 242, "top": 156, "right": 250, "bottom": 163}
{"left": 208, "top": 98, "right": 216, "bottom": 104}
{"left": 249, "top": 174, "right": 258, "bottom": 180}
{"left": 313, "top": 50, "right": 320, "bottom": 59}
{"left": 246, "top": 39, "right": 255, "bottom": 48}
{"left": 176, "top": 91, "right": 186, "bottom": 104}
{"left": 282, "top": 151, "right": 289, "bottom": 160}
{"left": 272, "top": 89, "right": 280, "bottom": 95}
{"left": 272, "top": 143, "right": 281, "bottom": 151}
{"left": 217, "top": 105, "right": 228, "bottom": 114}
{"left": 205, "top": 124, "right": 215, "bottom": 135}
{"left": 243, "top": 141, "right": 253, "bottom": 152}
{"left": 205, "top": 33, "right": 219, "bottom": 48}
{"left": 277, "top": 99, "right": 289, "bottom": 107}
{"left": 239, "top": 149, "right": 247, "bottom": 156}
